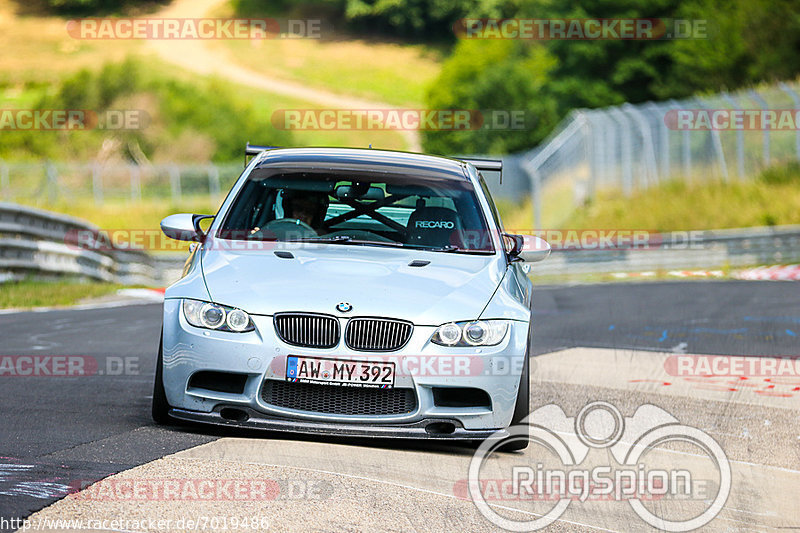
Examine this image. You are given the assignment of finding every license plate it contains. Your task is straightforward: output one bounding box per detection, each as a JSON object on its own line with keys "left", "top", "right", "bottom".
{"left": 286, "top": 356, "right": 395, "bottom": 388}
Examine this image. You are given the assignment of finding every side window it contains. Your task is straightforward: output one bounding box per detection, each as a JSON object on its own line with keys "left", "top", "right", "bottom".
{"left": 478, "top": 173, "right": 504, "bottom": 231}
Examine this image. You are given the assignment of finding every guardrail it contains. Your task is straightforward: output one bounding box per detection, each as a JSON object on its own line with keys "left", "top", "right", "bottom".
{"left": 0, "top": 202, "right": 157, "bottom": 285}
{"left": 530, "top": 225, "right": 800, "bottom": 277}
{"left": 3, "top": 202, "right": 796, "bottom": 285}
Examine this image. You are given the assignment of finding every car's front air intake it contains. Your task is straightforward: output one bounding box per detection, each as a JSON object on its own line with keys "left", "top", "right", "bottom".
{"left": 345, "top": 318, "right": 413, "bottom": 351}
{"left": 274, "top": 313, "right": 339, "bottom": 348}
{"left": 262, "top": 380, "right": 417, "bottom": 415}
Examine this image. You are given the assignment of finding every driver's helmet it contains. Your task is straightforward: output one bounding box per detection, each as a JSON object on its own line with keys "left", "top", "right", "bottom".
{"left": 281, "top": 189, "right": 330, "bottom": 228}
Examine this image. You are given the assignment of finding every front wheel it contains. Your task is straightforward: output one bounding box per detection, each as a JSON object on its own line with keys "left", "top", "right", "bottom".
{"left": 497, "top": 351, "right": 530, "bottom": 452}
{"left": 498, "top": 315, "right": 533, "bottom": 452}
{"left": 151, "top": 334, "right": 173, "bottom": 424}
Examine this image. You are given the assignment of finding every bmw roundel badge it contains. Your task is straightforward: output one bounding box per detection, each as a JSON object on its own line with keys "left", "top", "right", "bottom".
{"left": 336, "top": 302, "right": 353, "bottom": 313}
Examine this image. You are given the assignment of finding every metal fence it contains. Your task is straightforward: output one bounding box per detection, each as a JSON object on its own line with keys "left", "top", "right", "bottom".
{"left": 1, "top": 82, "right": 799, "bottom": 285}
{"left": 521, "top": 82, "right": 800, "bottom": 229}
{"left": 0, "top": 157, "right": 532, "bottom": 206}
{"left": 1, "top": 82, "right": 797, "bottom": 218}
{"left": 530, "top": 224, "right": 800, "bottom": 278}
{"left": 0, "top": 161, "right": 243, "bottom": 208}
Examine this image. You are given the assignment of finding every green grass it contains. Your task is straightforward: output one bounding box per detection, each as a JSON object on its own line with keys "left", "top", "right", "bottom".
{"left": 0, "top": 54, "right": 411, "bottom": 161}
{"left": 43, "top": 196, "right": 223, "bottom": 230}
{"left": 10, "top": 196, "right": 219, "bottom": 254}
{"left": 138, "top": 56, "right": 411, "bottom": 151}
{"left": 493, "top": 161, "right": 800, "bottom": 235}
{"left": 0, "top": 278, "right": 128, "bottom": 309}
{"left": 208, "top": 38, "right": 442, "bottom": 107}
{"left": 564, "top": 162, "right": 800, "bottom": 232}
{"left": 0, "top": 0, "right": 139, "bottom": 86}
{"left": 0, "top": 0, "right": 418, "bottom": 157}
{"left": 208, "top": 1, "right": 442, "bottom": 107}
{"left": 13, "top": 161, "right": 800, "bottom": 242}
{"left": 529, "top": 267, "right": 734, "bottom": 285}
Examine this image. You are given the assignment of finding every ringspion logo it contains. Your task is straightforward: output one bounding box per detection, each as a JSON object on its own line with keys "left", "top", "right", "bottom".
{"left": 468, "top": 401, "right": 730, "bottom": 531}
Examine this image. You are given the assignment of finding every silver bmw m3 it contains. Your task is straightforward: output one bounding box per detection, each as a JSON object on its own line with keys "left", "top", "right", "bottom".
{"left": 153, "top": 145, "right": 549, "bottom": 449}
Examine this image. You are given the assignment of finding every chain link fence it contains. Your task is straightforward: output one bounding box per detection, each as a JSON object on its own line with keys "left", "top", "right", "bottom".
{"left": 521, "top": 81, "right": 800, "bottom": 229}
{"left": 0, "top": 81, "right": 797, "bottom": 230}
{"left": 0, "top": 161, "right": 244, "bottom": 209}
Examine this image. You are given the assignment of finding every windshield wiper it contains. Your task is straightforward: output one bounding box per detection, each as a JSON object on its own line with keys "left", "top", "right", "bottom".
{"left": 285, "top": 236, "right": 405, "bottom": 248}
{"left": 402, "top": 244, "right": 493, "bottom": 254}
{"left": 284, "top": 237, "right": 490, "bottom": 253}
{"left": 418, "top": 245, "right": 461, "bottom": 252}
{"left": 284, "top": 235, "right": 353, "bottom": 243}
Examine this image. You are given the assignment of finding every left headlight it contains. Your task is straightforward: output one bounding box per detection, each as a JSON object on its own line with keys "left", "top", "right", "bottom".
{"left": 431, "top": 320, "right": 509, "bottom": 347}
{"left": 182, "top": 299, "right": 255, "bottom": 333}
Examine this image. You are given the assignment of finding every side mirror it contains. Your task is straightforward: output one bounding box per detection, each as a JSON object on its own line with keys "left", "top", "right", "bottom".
{"left": 503, "top": 233, "right": 550, "bottom": 263}
{"left": 161, "top": 214, "right": 214, "bottom": 242}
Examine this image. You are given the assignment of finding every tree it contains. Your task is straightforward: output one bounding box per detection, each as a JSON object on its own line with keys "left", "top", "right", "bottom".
{"left": 423, "top": 39, "right": 559, "bottom": 154}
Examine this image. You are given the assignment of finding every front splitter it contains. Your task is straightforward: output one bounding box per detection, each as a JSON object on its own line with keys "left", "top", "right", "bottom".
{"left": 169, "top": 407, "right": 508, "bottom": 441}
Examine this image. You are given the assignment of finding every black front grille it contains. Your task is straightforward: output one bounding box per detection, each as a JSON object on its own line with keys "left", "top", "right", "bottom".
{"left": 274, "top": 313, "right": 339, "bottom": 348}
{"left": 261, "top": 380, "right": 417, "bottom": 415}
{"left": 345, "top": 318, "right": 413, "bottom": 351}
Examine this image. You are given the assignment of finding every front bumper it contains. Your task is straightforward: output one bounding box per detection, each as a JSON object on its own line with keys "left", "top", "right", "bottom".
{"left": 169, "top": 405, "right": 509, "bottom": 441}
{"left": 161, "top": 298, "right": 529, "bottom": 433}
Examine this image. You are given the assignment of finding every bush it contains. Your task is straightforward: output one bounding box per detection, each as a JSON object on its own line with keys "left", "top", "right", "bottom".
{"left": 759, "top": 161, "right": 800, "bottom": 185}
{"left": 233, "top": 0, "right": 514, "bottom": 38}
{"left": 44, "top": 0, "right": 167, "bottom": 15}
{"left": 1, "top": 58, "right": 292, "bottom": 162}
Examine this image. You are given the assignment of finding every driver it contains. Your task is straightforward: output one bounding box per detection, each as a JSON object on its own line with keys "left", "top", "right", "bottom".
{"left": 282, "top": 190, "right": 330, "bottom": 231}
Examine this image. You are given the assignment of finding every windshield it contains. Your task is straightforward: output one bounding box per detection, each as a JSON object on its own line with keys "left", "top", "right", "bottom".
{"left": 217, "top": 169, "right": 495, "bottom": 253}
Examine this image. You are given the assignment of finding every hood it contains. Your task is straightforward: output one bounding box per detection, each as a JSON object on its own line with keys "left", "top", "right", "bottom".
{"left": 200, "top": 241, "right": 504, "bottom": 326}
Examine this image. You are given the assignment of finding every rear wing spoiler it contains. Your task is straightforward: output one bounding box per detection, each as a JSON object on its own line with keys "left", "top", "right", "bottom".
{"left": 245, "top": 143, "right": 279, "bottom": 156}
{"left": 244, "top": 142, "right": 280, "bottom": 166}
{"left": 461, "top": 158, "right": 502, "bottom": 172}
{"left": 244, "top": 144, "right": 504, "bottom": 183}
{"left": 461, "top": 158, "right": 503, "bottom": 183}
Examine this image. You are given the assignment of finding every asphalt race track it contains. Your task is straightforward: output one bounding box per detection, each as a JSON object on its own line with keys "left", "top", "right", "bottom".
{"left": 1, "top": 281, "right": 798, "bottom": 532}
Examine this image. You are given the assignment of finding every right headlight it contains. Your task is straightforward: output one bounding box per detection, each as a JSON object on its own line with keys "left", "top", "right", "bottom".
{"left": 431, "top": 320, "right": 509, "bottom": 347}
{"left": 182, "top": 299, "right": 255, "bottom": 333}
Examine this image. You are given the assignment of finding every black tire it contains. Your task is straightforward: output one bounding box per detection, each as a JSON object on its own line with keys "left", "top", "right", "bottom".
{"left": 497, "top": 354, "right": 530, "bottom": 452}
{"left": 510, "top": 346, "right": 531, "bottom": 427}
{"left": 498, "top": 313, "right": 533, "bottom": 452}
{"left": 151, "top": 334, "right": 172, "bottom": 424}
